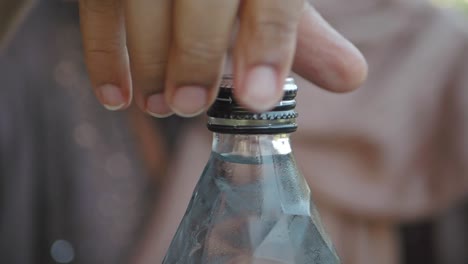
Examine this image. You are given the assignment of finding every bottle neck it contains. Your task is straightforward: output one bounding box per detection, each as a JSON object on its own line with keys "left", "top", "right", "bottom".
{"left": 212, "top": 133, "right": 292, "bottom": 157}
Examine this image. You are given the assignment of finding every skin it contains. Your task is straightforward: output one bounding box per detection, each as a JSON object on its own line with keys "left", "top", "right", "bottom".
{"left": 78, "top": 0, "right": 368, "bottom": 117}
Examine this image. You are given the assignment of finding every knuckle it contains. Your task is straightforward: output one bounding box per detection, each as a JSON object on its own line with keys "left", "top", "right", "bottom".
{"left": 254, "top": 17, "right": 297, "bottom": 41}
{"left": 249, "top": 2, "right": 302, "bottom": 42}
{"left": 175, "top": 37, "right": 226, "bottom": 65}
{"left": 85, "top": 42, "right": 123, "bottom": 59}
{"left": 132, "top": 58, "right": 167, "bottom": 78}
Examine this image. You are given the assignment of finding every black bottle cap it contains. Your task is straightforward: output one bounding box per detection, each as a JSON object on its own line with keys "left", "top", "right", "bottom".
{"left": 207, "top": 75, "right": 298, "bottom": 134}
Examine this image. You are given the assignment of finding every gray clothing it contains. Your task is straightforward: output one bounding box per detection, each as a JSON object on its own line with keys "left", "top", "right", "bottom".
{"left": 0, "top": 2, "right": 153, "bottom": 263}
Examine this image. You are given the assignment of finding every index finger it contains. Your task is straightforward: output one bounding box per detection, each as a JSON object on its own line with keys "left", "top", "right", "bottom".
{"left": 79, "top": 0, "right": 132, "bottom": 110}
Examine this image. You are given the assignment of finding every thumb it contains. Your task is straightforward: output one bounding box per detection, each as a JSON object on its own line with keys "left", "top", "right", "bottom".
{"left": 293, "top": 4, "right": 368, "bottom": 93}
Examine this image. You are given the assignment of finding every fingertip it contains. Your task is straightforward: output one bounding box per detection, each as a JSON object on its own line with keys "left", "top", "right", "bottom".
{"left": 293, "top": 4, "right": 369, "bottom": 93}
{"left": 235, "top": 65, "right": 283, "bottom": 113}
{"left": 346, "top": 48, "right": 369, "bottom": 91}
{"left": 97, "top": 84, "right": 130, "bottom": 111}
{"left": 326, "top": 46, "right": 369, "bottom": 93}
{"left": 146, "top": 93, "right": 174, "bottom": 118}
{"left": 330, "top": 42, "right": 368, "bottom": 93}
{"left": 168, "top": 85, "right": 208, "bottom": 117}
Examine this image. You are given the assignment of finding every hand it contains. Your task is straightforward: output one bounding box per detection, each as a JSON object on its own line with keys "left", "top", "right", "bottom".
{"left": 79, "top": 0, "right": 367, "bottom": 117}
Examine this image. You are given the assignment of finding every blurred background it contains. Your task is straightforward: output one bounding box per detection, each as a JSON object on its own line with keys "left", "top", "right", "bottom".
{"left": 403, "top": 1, "right": 468, "bottom": 264}
{"left": 1, "top": 1, "right": 468, "bottom": 264}
{"left": 433, "top": 0, "right": 468, "bottom": 12}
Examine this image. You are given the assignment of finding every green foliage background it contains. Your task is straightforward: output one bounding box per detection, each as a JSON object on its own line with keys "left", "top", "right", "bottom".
{"left": 433, "top": 0, "right": 468, "bottom": 13}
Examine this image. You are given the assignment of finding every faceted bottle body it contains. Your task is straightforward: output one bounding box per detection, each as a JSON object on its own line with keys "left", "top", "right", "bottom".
{"left": 163, "top": 134, "right": 340, "bottom": 264}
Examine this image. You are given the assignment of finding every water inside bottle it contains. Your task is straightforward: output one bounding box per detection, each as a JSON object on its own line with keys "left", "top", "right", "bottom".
{"left": 163, "top": 152, "right": 340, "bottom": 264}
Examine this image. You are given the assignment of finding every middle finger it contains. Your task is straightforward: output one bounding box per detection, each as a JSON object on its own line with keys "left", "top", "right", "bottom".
{"left": 125, "top": 0, "right": 173, "bottom": 117}
{"left": 165, "top": 0, "right": 239, "bottom": 117}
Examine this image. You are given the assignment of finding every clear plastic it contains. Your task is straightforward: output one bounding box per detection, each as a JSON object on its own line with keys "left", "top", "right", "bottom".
{"left": 163, "top": 134, "right": 340, "bottom": 263}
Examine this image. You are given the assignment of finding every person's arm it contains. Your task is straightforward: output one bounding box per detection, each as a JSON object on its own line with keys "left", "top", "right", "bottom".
{"left": 0, "top": 0, "right": 36, "bottom": 52}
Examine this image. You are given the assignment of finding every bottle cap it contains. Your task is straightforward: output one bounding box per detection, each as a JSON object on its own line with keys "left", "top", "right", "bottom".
{"left": 207, "top": 75, "right": 298, "bottom": 134}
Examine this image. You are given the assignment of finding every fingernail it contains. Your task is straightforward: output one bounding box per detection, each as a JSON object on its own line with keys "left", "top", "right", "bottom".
{"left": 146, "top": 94, "right": 173, "bottom": 118}
{"left": 98, "top": 84, "right": 126, "bottom": 111}
{"left": 171, "top": 86, "right": 207, "bottom": 117}
{"left": 242, "top": 66, "right": 279, "bottom": 112}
